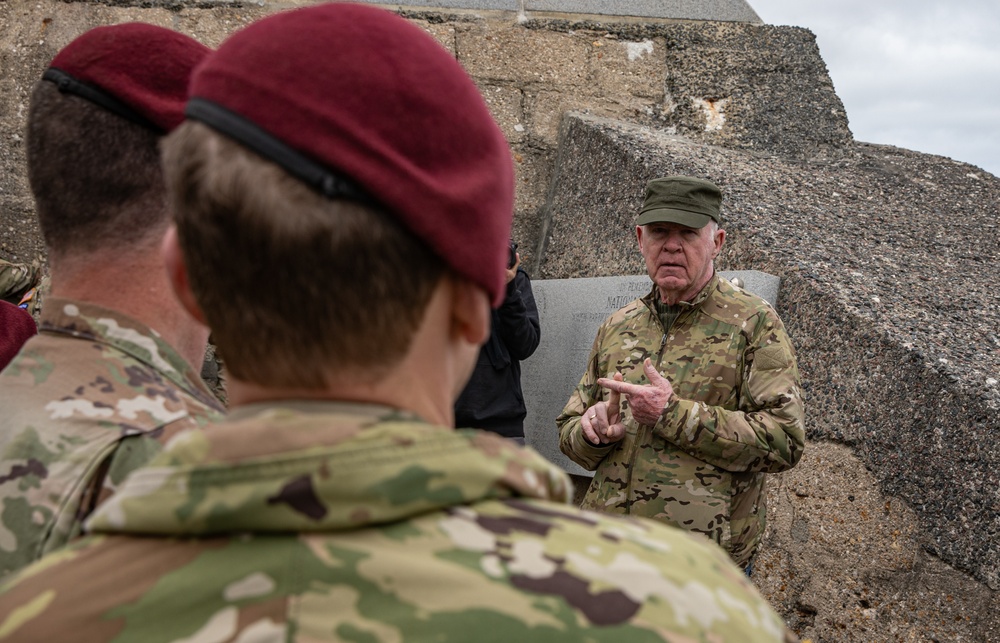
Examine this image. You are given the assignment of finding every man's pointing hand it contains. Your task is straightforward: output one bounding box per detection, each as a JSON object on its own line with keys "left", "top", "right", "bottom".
{"left": 598, "top": 358, "right": 674, "bottom": 426}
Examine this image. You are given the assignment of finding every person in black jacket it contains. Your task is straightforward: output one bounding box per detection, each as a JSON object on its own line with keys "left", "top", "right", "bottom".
{"left": 454, "top": 249, "right": 540, "bottom": 443}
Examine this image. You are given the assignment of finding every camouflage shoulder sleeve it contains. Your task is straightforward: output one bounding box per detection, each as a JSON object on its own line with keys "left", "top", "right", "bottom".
{"left": 654, "top": 303, "right": 806, "bottom": 474}
{"left": 39, "top": 412, "right": 215, "bottom": 558}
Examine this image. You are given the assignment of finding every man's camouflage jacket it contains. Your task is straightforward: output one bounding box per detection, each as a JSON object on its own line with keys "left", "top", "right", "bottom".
{"left": 558, "top": 273, "right": 805, "bottom": 567}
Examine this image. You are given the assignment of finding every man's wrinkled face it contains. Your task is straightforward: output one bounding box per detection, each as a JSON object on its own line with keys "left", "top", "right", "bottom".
{"left": 636, "top": 221, "right": 725, "bottom": 304}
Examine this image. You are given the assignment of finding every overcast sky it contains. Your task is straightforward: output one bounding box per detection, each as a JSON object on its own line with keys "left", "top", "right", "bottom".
{"left": 749, "top": 0, "right": 1000, "bottom": 177}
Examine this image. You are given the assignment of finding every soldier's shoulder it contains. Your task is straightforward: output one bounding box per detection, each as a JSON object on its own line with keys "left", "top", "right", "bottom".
{"left": 0, "top": 504, "right": 792, "bottom": 641}
{"left": 0, "top": 331, "right": 144, "bottom": 392}
{"left": 702, "top": 278, "right": 781, "bottom": 326}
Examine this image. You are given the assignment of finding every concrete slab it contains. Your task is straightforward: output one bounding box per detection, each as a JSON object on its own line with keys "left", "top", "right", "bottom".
{"left": 522, "top": 270, "right": 779, "bottom": 475}
{"left": 354, "top": 0, "right": 761, "bottom": 22}
{"left": 525, "top": 0, "right": 761, "bottom": 22}
{"left": 350, "top": 0, "right": 520, "bottom": 11}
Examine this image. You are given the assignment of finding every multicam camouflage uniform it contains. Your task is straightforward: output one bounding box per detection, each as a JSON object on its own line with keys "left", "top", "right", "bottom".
{"left": 0, "top": 259, "right": 39, "bottom": 304}
{"left": 0, "top": 298, "right": 224, "bottom": 578}
{"left": 558, "top": 274, "right": 805, "bottom": 567}
{"left": 0, "top": 401, "right": 795, "bottom": 642}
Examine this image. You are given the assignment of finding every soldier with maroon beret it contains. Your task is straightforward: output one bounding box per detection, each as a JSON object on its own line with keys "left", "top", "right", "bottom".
{"left": 0, "top": 23, "right": 223, "bottom": 578}
{"left": 0, "top": 6, "right": 796, "bottom": 641}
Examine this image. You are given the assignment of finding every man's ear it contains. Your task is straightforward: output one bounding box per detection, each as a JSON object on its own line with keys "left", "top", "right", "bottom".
{"left": 712, "top": 227, "right": 726, "bottom": 259}
{"left": 449, "top": 276, "right": 491, "bottom": 348}
{"left": 162, "top": 225, "right": 208, "bottom": 326}
{"left": 636, "top": 225, "right": 644, "bottom": 250}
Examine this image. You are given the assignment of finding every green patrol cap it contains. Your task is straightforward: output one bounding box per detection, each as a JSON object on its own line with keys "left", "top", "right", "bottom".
{"left": 636, "top": 176, "right": 722, "bottom": 228}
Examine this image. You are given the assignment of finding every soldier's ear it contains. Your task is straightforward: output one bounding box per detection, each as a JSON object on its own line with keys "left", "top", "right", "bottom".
{"left": 161, "top": 225, "right": 208, "bottom": 326}
{"left": 449, "top": 276, "right": 490, "bottom": 347}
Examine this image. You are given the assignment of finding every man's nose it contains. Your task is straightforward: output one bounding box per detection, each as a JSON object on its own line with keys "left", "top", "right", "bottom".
{"left": 661, "top": 232, "right": 683, "bottom": 251}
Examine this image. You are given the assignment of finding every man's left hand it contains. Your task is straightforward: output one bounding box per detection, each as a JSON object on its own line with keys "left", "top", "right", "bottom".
{"left": 505, "top": 253, "right": 521, "bottom": 284}
{"left": 597, "top": 358, "right": 675, "bottom": 426}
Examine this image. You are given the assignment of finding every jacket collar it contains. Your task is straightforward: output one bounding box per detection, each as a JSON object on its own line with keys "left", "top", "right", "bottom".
{"left": 39, "top": 297, "right": 220, "bottom": 409}
{"left": 640, "top": 272, "right": 720, "bottom": 315}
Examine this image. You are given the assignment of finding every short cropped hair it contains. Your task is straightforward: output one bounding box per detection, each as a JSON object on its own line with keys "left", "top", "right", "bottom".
{"left": 25, "top": 80, "right": 168, "bottom": 256}
{"left": 161, "top": 121, "right": 446, "bottom": 389}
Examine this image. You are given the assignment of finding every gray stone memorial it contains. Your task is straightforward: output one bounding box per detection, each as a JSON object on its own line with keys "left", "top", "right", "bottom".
{"left": 522, "top": 270, "right": 779, "bottom": 476}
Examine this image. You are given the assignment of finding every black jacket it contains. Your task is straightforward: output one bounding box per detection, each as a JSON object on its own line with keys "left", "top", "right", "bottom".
{"left": 454, "top": 269, "right": 540, "bottom": 438}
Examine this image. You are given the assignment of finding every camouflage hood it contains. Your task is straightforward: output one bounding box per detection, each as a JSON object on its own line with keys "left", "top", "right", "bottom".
{"left": 85, "top": 402, "right": 573, "bottom": 535}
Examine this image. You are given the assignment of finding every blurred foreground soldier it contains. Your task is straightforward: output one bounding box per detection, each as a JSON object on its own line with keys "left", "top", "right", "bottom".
{"left": 558, "top": 176, "right": 805, "bottom": 570}
{"left": 454, "top": 245, "right": 540, "bottom": 444}
{"left": 0, "top": 25, "right": 222, "bottom": 578}
{"left": 0, "top": 259, "right": 39, "bottom": 305}
{"left": 0, "top": 7, "right": 795, "bottom": 641}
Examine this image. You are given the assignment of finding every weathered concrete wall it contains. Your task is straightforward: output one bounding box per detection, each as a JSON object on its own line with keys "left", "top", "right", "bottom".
{"left": 0, "top": 1, "right": 848, "bottom": 274}
{"left": 542, "top": 112, "right": 1000, "bottom": 641}
{"left": 1, "top": 2, "right": 997, "bottom": 641}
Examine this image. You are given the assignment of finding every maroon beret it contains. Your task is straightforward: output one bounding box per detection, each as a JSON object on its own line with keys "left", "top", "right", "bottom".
{"left": 0, "top": 301, "right": 37, "bottom": 370}
{"left": 186, "top": 3, "right": 515, "bottom": 304}
{"left": 44, "top": 23, "right": 210, "bottom": 133}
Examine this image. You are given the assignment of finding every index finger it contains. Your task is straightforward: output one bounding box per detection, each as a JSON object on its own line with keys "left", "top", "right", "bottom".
{"left": 606, "top": 372, "right": 622, "bottom": 420}
{"left": 597, "top": 377, "right": 642, "bottom": 396}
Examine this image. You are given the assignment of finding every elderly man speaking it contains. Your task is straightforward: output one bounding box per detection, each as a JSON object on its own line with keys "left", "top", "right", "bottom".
{"left": 558, "top": 175, "right": 805, "bottom": 570}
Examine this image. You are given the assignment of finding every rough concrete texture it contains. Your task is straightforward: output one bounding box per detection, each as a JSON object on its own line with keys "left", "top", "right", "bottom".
{"left": 541, "top": 112, "right": 1000, "bottom": 640}
{"left": 760, "top": 443, "right": 1000, "bottom": 641}
{"left": 516, "top": 18, "right": 852, "bottom": 156}
{"left": 0, "top": 1, "right": 996, "bottom": 640}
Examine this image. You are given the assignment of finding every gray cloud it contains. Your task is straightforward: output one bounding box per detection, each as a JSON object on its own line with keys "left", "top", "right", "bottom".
{"left": 751, "top": 0, "right": 1000, "bottom": 176}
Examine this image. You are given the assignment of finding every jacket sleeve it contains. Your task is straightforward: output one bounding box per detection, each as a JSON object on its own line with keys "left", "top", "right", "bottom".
{"left": 494, "top": 269, "right": 541, "bottom": 361}
{"left": 556, "top": 323, "right": 616, "bottom": 470}
{"left": 653, "top": 310, "right": 805, "bottom": 474}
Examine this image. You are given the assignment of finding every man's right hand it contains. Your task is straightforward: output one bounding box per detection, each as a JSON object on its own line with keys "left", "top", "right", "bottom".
{"left": 598, "top": 359, "right": 674, "bottom": 427}
{"left": 581, "top": 372, "right": 626, "bottom": 446}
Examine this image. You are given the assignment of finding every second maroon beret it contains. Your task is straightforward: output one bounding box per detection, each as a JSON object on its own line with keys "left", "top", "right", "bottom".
{"left": 45, "top": 23, "right": 210, "bottom": 133}
{"left": 186, "top": 3, "right": 515, "bottom": 305}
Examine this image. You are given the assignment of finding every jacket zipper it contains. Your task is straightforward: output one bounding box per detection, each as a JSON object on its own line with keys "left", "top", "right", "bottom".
{"left": 624, "top": 306, "right": 669, "bottom": 514}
